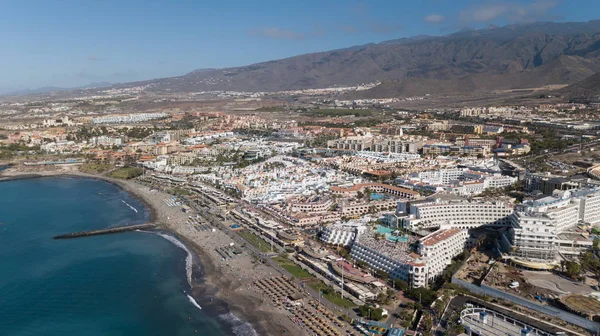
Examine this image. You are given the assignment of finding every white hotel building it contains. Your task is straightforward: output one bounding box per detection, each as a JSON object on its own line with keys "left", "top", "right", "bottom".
{"left": 92, "top": 113, "right": 168, "bottom": 124}
{"left": 398, "top": 197, "right": 514, "bottom": 230}
{"left": 505, "top": 188, "right": 600, "bottom": 267}
{"left": 320, "top": 222, "right": 368, "bottom": 246}
{"left": 350, "top": 228, "right": 467, "bottom": 287}
{"left": 401, "top": 168, "right": 517, "bottom": 196}
{"left": 417, "top": 229, "right": 469, "bottom": 284}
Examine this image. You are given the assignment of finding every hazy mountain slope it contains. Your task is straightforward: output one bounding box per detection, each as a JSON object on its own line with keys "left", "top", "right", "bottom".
{"left": 121, "top": 21, "right": 600, "bottom": 95}
{"left": 559, "top": 72, "right": 600, "bottom": 98}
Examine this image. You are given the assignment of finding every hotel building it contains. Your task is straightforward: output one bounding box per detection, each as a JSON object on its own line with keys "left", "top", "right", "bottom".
{"left": 399, "top": 197, "right": 514, "bottom": 230}
{"left": 350, "top": 228, "right": 467, "bottom": 287}
{"left": 505, "top": 188, "right": 600, "bottom": 267}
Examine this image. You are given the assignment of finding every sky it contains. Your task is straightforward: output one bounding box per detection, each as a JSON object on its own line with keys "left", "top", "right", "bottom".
{"left": 1, "top": 0, "right": 599, "bottom": 92}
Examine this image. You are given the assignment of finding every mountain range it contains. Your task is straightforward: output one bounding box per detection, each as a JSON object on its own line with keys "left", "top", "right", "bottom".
{"left": 1, "top": 82, "right": 113, "bottom": 97}
{"left": 117, "top": 20, "right": 600, "bottom": 97}
{"left": 9, "top": 21, "right": 600, "bottom": 98}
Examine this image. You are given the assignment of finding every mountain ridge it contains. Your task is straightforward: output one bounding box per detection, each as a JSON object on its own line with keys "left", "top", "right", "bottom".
{"left": 123, "top": 20, "right": 600, "bottom": 95}
{"left": 16, "top": 20, "right": 600, "bottom": 98}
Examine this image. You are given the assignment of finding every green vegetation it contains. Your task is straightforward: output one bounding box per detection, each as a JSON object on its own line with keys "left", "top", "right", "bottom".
{"left": 108, "top": 167, "right": 144, "bottom": 179}
{"left": 272, "top": 256, "right": 313, "bottom": 279}
{"left": 564, "top": 261, "right": 582, "bottom": 279}
{"left": 355, "top": 260, "right": 368, "bottom": 269}
{"left": 169, "top": 187, "right": 191, "bottom": 196}
{"left": 432, "top": 249, "right": 470, "bottom": 289}
{"left": 169, "top": 113, "right": 195, "bottom": 130}
{"left": 0, "top": 143, "right": 40, "bottom": 159}
{"left": 303, "top": 108, "right": 378, "bottom": 117}
{"left": 445, "top": 311, "right": 466, "bottom": 336}
{"left": 125, "top": 127, "right": 154, "bottom": 139}
{"left": 375, "top": 269, "right": 389, "bottom": 281}
{"left": 395, "top": 307, "right": 416, "bottom": 328}
{"left": 255, "top": 106, "right": 284, "bottom": 112}
{"left": 404, "top": 287, "right": 438, "bottom": 306}
{"left": 393, "top": 279, "right": 409, "bottom": 291}
{"left": 581, "top": 251, "right": 600, "bottom": 282}
{"left": 375, "top": 288, "right": 396, "bottom": 305}
{"left": 308, "top": 281, "right": 356, "bottom": 308}
{"left": 305, "top": 133, "right": 339, "bottom": 147}
{"left": 80, "top": 162, "right": 113, "bottom": 174}
{"left": 357, "top": 304, "right": 385, "bottom": 321}
{"left": 238, "top": 230, "right": 271, "bottom": 253}
{"left": 339, "top": 314, "right": 353, "bottom": 323}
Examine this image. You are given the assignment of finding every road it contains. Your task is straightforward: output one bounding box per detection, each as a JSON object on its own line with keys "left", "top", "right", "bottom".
{"left": 177, "top": 187, "right": 360, "bottom": 320}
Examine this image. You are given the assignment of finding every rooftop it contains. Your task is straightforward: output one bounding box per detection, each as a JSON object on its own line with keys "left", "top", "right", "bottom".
{"left": 420, "top": 228, "right": 463, "bottom": 246}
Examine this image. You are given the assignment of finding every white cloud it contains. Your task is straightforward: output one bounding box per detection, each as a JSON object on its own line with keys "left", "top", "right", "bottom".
{"left": 424, "top": 14, "right": 445, "bottom": 24}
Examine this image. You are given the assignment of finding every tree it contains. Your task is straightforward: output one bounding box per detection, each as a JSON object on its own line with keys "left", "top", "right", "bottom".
{"left": 358, "top": 305, "right": 384, "bottom": 321}
{"left": 565, "top": 261, "right": 581, "bottom": 279}
{"left": 393, "top": 279, "right": 409, "bottom": 291}
{"left": 356, "top": 260, "right": 368, "bottom": 269}
{"left": 375, "top": 269, "right": 389, "bottom": 281}
{"left": 364, "top": 188, "right": 373, "bottom": 199}
{"left": 404, "top": 287, "right": 438, "bottom": 306}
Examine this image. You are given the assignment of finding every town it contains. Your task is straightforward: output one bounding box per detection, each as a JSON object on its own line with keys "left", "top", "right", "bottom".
{"left": 2, "top": 93, "right": 600, "bottom": 336}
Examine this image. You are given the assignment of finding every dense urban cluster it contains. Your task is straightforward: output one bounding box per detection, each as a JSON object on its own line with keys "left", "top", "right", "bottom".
{"left": 2, "top": 95, "right": 600, "bottom": 336}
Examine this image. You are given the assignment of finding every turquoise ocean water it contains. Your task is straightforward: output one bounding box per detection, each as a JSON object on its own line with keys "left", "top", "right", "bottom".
{"left": 0, "top": 176, "right": 240, "bottom": 336}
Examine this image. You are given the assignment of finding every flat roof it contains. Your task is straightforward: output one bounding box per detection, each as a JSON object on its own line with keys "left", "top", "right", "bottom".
{"left": 331, "top": 182, "right": 419, "bottom": 195}
{"left": 420, "top": 228, "right": 463, "bottom": 246}
{"left": 450, "top": 296, "right": 565, "bottom": 335}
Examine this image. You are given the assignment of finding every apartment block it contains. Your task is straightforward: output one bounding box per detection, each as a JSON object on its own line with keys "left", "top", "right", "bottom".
{"left": 506, "top": 188, "right": 600, "bottom": 266}
{"left": 399, "top": 197, "right": 513, "bottom": 230}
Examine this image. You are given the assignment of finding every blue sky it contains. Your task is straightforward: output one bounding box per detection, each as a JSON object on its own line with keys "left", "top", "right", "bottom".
{"left": 1, "top": 0, "right": 599, "bottom": 92}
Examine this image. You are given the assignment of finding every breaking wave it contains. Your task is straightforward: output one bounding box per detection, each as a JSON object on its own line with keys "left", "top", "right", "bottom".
{"left": 121, "top": 200, "right": 138, "bottom": 213}
{"left": 186, "top": 293, "right": 202, "bottom": 310}
{"left": 154, "top": 232, "right": 193, "bottom": 286}
{"left": 219, "top": 312, "right": 258, "bottom": 336}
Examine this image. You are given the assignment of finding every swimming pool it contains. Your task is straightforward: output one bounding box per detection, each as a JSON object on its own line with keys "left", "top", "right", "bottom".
{"left": 370, "top": 193, "right": 388, "bottom": 201}
{"left": 376, "top": 225, "right": 409, "bottom": 243}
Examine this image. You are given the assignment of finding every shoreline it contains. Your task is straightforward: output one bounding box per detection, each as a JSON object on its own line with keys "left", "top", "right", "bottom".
{"left": 0, "top": 171, "right": 159, "bottom": 225}
{"left": 0, "top": 169, "right": 305, "bottom": 336}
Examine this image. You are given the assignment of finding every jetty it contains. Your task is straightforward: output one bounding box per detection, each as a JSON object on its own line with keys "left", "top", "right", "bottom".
{"left": 53, "top": 223, "right": 157, "bottom": 239}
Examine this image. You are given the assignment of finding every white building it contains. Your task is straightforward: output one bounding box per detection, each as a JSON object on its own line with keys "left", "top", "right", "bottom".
{"left": 320, "top": 222, "right": 368, "bottom": 246}
{"left": 399, "top": 197, "right": 514, "bottom": 230}
{"left": 91, "top": 135, "right": 123, "bottom": 147}
{"left": 410, "top": 168, "right": 465, "bottom": 185}
{"left": 417, "top": 228, "right": 468, "bottom": 285}
{"left": 42, "top": 116, "right": 74, "bottom": 127}
{"left": 506, "top": 188, "right": 600, "bottom": 266}
{"left": 92, "top": 113, "right": 168, "bottom": 124}
{"left": 350, "top": 228, "right": 467, "bottom": 287}
{"left": 402, "top": 168, "right": 517, "bottom": 196}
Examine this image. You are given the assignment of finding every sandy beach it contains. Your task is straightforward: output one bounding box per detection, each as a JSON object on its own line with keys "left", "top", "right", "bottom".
{"left": 0, "top": 167, "right": 308, "bottom": 336}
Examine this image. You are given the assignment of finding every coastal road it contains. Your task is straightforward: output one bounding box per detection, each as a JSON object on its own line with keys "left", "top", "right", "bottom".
{"left": 182, "top": 194, "right": 359, "bottom": 320}
{"left": 137, "top": 179, "right": 359, "bottom": 321}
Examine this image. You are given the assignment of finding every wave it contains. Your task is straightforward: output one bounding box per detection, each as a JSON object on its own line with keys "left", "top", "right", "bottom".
{"left": 219, "top": 312, "right": 258, "bottom": 336}
{"left": 149, "top": 232, "right": 257, "bottom": 336}
{"left": 186, "top": 294, "right": 202, "bottom": 310}
{"left": 121, "top": 200, "right": 138, "bottom": 213}
{"left": 153, "top": 232, "right": 193, "bottom": 286}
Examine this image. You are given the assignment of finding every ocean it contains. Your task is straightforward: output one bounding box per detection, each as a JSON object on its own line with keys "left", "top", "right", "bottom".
{"left": 0, "top": 176, "right": 238, "bottom": 336}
